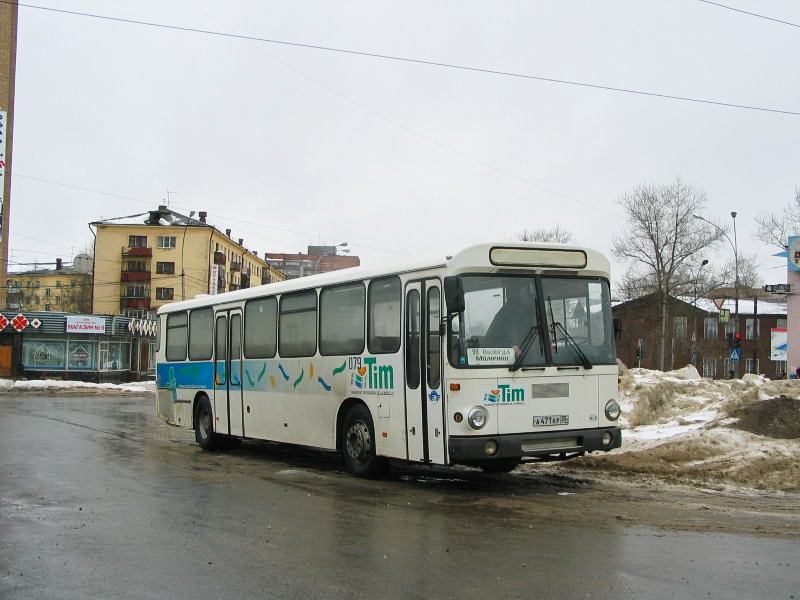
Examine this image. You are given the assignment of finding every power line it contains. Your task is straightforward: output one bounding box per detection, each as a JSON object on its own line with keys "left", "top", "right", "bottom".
{"left": 14, "top": 1, "right": 799, "bottom": 117}
{"left": 697, "top": 0, "right": 800, "bottom": 28}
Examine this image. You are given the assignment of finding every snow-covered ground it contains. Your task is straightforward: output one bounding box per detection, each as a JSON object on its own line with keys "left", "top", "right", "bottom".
{"left": 2, "top": 367, "right": 798, "bottom": 491}
{"left": 576, "top": 364, "right": 800, "bottom": 492}
{"left": 0, "top": 378, "right": 154, "bottom": 395}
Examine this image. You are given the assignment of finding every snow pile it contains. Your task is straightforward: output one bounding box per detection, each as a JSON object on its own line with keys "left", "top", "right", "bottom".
{"left": 582, "top": 364, "right": 800, "bottom": 492}
{"left": 0, "top": 378, "right": 154, "bottom": 394}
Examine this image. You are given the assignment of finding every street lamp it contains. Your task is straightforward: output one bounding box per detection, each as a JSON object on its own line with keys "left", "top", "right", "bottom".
{"left": 693, "top": 212, "right": 739, "bottom": 374}
{"left": 314, "top": 242, "right": 349, "bottom": 275}
{"left": 180, "top": 211, "right": 195, "bottom": 300}
{"left": 692, "top": 259, "right": 709, "bottom": 366}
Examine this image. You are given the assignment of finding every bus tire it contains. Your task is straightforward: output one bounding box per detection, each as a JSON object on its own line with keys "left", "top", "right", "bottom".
{"left": 194, "top": 396, "right": 219, "bottom": 451}
{"left": 341, "top": 405, "right": 386, "bottom": 478}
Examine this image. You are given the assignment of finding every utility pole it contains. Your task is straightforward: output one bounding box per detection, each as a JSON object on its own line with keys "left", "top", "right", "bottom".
{"left": 0, "top": 0, "right": 19, "bottom": 311}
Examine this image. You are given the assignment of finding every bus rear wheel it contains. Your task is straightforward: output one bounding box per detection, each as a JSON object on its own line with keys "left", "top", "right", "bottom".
{"left": 194, "top": 396, "right": 219, "bottom": 451}
{"left": 341, "top": 405, "right": 386, "bottom": 478}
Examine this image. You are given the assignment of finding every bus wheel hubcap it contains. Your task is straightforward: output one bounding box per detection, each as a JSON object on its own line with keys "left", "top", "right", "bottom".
{"left": 346, "top": 422, "right": 370, "bottom": 462}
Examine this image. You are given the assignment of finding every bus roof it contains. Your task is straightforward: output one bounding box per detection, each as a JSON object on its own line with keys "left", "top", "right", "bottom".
{"left": 157, "top": 241, "right": 610, "bottom": 314}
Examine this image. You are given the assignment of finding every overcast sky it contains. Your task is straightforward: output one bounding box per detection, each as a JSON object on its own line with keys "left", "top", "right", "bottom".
{"left": 6, "top": 0, "right": 799, "bottom": 289}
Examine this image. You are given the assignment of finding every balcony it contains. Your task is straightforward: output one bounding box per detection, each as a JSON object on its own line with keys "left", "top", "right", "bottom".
{"left": 121, "top": 271, "right": 152, "bottom": 282}
{"left": 230, "top": 261, "right": 241, "bottom": 272}
{"left": 214, "top": 251, "right": 226, "bottom": 265}
{"left": 123, "top": 246, "right": 152, "bottom": 257}
{"left": 122, "top": 298, "right": 151, "bottom": 310}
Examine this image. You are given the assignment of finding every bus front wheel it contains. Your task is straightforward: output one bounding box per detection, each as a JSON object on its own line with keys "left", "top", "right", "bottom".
{"left": 195, "top": 396, "right": 219, "bottom": 451}
{"left": 341, "top": 405, "right": 386, "bottom": 478}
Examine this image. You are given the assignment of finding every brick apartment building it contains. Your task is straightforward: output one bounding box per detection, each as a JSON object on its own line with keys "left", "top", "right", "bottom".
{"left": 613, "top": 291, "right": 787, "bottom": 379}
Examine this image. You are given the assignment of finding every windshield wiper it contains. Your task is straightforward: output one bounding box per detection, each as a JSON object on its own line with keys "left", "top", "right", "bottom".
{"left": 551, "top": 321, "right": 593, "bottom": 369}
{"left": 509, "top": 325, "right": 541, "bottom": 372}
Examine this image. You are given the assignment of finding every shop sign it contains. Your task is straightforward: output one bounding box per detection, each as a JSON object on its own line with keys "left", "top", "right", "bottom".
{"left": 66, "top": 316, "right": 106, "bottom": 334}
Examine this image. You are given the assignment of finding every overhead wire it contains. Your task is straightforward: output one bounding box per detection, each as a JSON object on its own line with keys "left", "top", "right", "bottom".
{"left": 12, "top": 1, "right": 799, "bottom": 118}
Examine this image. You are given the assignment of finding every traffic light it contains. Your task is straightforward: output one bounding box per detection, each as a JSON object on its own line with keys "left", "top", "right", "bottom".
{"left": 733, "top": 332, "right": 742, "bottom": 349}
{"left": 726, "top": 332, "right": 734, "bottom": 348}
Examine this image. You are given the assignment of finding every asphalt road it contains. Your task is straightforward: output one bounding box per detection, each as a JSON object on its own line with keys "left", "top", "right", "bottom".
{"left": 1, "top": 393, "right": 797, "bottom": 600}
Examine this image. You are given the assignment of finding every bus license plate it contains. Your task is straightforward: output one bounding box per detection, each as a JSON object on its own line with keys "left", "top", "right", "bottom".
{"left": 533, "top": 415, "right": 568, "bottom": 427}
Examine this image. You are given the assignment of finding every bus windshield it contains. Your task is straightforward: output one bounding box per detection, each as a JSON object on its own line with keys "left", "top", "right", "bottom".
{"left": 449, "top": 274, "right": 616, "bottom": 368}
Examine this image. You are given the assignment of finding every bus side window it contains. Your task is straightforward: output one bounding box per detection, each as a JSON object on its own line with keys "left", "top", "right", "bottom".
{"left": 165, "top": 312, "right": 188, "bottom": 362}
{"left": 279, "top": 290, "right": 318, "bottom": 358}
{"left": 244, "top": 297, "right": 277, "bottom": 358}
{"left": 368, "top": 276, "right": 401, "bottom": 354}
{"left": 427, "top": 287, "right": 441, "bottom": 388}
{"left": 320, "top": 283, "right": 365, "bottom": 356}
{"left": 405, "top": 289, "right": 421, "bottom": 389}
{"left": 188, "top": 308, "right": 214, "bottom": 360}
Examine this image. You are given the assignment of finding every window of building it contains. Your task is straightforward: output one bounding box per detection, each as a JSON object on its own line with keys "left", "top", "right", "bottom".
{"left": 745, "top": 318, "right": 759, "bottom": 340}
{"left": 157, "top": 236, "right": 177, "bottom": 249}
{"left": 56, "top": 281, "right": 62, "bottom": 288}
{"left": 45, "top": 288, "right": 51, "bottom": 296}
{"left": 125, "top": 285, "right": 147, "bottom": 298}
{"left": 129, "top": 235, "right": 147, "bottom": 248}
{"left": 702, "top": 356, "right": 716, "bottom": 379}
{"left": 777, "top": 318, "right": 787, "bottom": 329}
{"left": 279, "top": 290, "right": 317, "bottom": 357}
{"left": 35, "top": 281, "right": 41, "bottom": 288}
{"left": 703, "top": 317, "right": 718, "bottom": 339}
{"left": 724, "top": 320, "right": 738, "bottom": 336}
{"left": 125, "top": 260, "right": 147, "bottom": 272}
{"left": 156, "top": 262, "right": 176, "bottom": 274}
{"left": 156, "top": 287, "right": 174, "bottom": 300}
{"left": 320, "top": 283, "right": 365, "bottom": 355}
{"left": 673, "top": 316, "right": 687, "bottom": 340}
{"left": 745, "top": 358, "right": 760, "bottom": 375}
{"left": 775, "top": 360, "right": 787, "bottom": 378}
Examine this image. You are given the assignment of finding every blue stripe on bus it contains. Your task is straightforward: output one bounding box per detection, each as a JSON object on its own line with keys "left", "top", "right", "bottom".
{"left": 157, "top": 359, "right": 350, "bottom": 395}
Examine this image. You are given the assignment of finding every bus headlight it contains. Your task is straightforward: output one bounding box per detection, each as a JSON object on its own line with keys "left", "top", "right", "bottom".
{"left": 604, "top": 399, "right": 621, "bottom": 421}
{"left": 467, "top": 406, "right": 489, "bottom": 430}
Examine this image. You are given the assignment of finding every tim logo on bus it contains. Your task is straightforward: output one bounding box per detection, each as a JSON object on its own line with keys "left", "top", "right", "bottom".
{"left": 483, "top": 384, "right": 525, "bottom": 404}
{"left": 351, "top": 356, "right": 394, "bottom": 394}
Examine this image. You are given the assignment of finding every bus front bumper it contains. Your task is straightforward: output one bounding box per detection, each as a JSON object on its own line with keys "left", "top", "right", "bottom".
{"left": 448, "top": 427, "right": 622, "bottom": 464}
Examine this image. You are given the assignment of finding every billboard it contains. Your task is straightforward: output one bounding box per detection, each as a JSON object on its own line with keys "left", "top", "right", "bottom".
{"left": 771, "top": 327, "right": 787, "bottom": 361}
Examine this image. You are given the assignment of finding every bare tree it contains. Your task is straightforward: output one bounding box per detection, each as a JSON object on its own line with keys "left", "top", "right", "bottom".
{"left": 612, "top": 179, "right": 725, "bottom": 370}
{"left": 515, "top": 225, "right": 573, "bottom": 243}
{"left": 754, "top": 187, "right": 800, "bottom": 250}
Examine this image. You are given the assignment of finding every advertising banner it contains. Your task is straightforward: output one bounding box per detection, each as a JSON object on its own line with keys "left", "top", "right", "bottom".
{"left": 66, "top": 315, "right": 107, "bottom": 334}
{"left": 771, "top": 327, "right": 787, "bottom": 361}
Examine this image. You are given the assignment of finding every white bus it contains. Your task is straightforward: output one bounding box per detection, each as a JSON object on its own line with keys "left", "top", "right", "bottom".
{"left": 155, "top": 242, "right": 622, "bottom": 477}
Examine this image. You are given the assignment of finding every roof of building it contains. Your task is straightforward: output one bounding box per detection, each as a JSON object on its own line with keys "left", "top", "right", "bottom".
{"left": 614, "top": 293, "right": 787, "bottom": 316}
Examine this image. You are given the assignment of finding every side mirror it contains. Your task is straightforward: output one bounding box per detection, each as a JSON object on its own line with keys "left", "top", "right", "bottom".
{"left": 443, "top": 276, "right": 465, "bottom": 314}
{"left": 613, "top": 318, "right": 622, "bottom": 339}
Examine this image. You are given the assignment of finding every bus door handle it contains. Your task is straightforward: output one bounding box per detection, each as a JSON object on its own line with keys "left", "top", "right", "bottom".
{"left": 410, "top": 426, "right": 416, "bottom": 435}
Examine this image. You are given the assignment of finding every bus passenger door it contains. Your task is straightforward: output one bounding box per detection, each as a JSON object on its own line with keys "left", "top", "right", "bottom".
{"left": 214, "top": 310, "right": 245, "bottom": 439}
{"left": 404, "top": 280, "right": 446, "bottom": 465}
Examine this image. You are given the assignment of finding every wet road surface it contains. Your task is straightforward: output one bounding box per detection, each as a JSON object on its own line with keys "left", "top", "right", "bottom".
{"left": 1, "top": 393, "right": 797, "bottom": 599}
